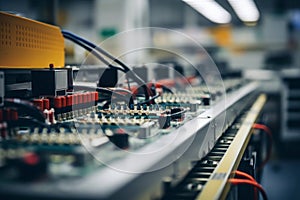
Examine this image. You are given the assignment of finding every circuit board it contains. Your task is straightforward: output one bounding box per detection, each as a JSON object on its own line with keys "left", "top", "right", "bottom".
{"left": 0, "top": 12, "right": 261, "bottom": 200}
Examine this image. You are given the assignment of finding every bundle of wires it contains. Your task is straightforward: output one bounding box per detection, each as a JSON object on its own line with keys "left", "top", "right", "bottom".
{"left": 61, "top": 30, "right": 152, "bottom": 105}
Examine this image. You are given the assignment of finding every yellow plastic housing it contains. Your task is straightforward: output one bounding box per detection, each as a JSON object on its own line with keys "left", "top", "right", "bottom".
{"left": 0, "top": 12, "right": 64, "bottom": 68}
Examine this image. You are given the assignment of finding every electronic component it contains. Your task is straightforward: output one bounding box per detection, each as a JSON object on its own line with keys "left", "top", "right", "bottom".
{"left": 98, "top": 68, "right": 118, "bottom": 87}
{"left": 73, "top": 65, "right": 118, "bottom": 87}
{"left": 0, "top": 12, "right": 64, "bottom": 68}
{"left": 0, "top": 13, "right": 266, "bottom": 200}
{"left": 31, "top": 69, "right": 68, "bottom": 97}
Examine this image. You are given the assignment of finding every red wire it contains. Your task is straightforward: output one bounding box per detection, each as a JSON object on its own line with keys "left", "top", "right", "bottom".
{"left": 234, "top": 170, "right": 255, "bottom": 181}
{"left": 234, "top": 170, "right": 258, "bottom": 200}
{"left": 229, "top": 178, "right": 268, "bottom": 200}
{"left": 227, "top": 125, "right": 272, "bottom": 200}
{"left": 252, "top": 123, "right": 273, "bottom": 171}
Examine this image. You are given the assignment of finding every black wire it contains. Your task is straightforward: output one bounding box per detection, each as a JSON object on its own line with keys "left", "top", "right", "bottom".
{"left": 62, "top": 30, "right": 130, "bottom": 71}
{"left": 63, "top": 33, "right": 133, "bottom": 96}
{"left": 62, "top": 30, "right": 150, "bottom": 101}
{"left": 4, "top": 99, "right": 46, "bottom": 123}
{"left": 63, "top": 34, "right": 125, "bottom": 72}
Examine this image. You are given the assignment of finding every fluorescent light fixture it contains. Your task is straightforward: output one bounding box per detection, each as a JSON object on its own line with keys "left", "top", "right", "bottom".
{"left": 228, "top": 0, "right": 260, "bottom": 22}
{"left": 183, "top": 0, "right": 231, "bottom": 24}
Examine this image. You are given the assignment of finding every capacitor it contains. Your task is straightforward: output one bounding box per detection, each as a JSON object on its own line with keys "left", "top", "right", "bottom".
{"left": 73, "top": 94, "right": 79, "bottom": 105}
{"left": 93, "top": 91, "right": 99, "bottom": 102}
{"left": 66, "top": 95, "right": 73, "bottom": 107}
{"left": 33, "top": 99, "right": 44, "bottom": 111}
{"left": 78, "top": 93, "right": 84, "bottom": 105}
{"left": 54, "top": 97, "right": 62, "bottom": 109}
{"left": 87, "top": 92, "right": 92, "bottom": 103}
{"left": 61, "top": 96, "right": 67, "bottom": 108}
{"left": 43, "top": 98, "right": 50, "bottom": 110}
{"left": 83, "top": 93, "right": 89, "bottom": 104}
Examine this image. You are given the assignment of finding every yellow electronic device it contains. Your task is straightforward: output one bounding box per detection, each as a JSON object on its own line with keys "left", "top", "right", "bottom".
{"left": 0, "top": 11, "right": 64, "bottom": 68}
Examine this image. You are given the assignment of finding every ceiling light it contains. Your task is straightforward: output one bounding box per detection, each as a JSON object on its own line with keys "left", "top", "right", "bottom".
{"left": 228, "top": 0, "right": 260, "bottom": 22}
{"left": 183, "top": 0, "right": 232, "bottom": 24}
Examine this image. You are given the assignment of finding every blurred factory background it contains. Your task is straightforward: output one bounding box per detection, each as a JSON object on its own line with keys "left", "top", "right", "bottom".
{"left": 1, "top": 0, "right": 300, "bottom": 199}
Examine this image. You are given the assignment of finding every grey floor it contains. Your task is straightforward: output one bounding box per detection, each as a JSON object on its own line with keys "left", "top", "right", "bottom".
{"left": 261, "top": 159, "right": 300, "bottom": 200}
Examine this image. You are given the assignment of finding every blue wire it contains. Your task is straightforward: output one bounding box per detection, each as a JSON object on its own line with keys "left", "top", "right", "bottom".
{"left": 62, "top": 30, "right": 130, "bottom": 72}
{"left": 62, "top": 30, "right": 151, "bottom": 101}
{"left": 63, "top": 33, "right": 125, "bottom": 72}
